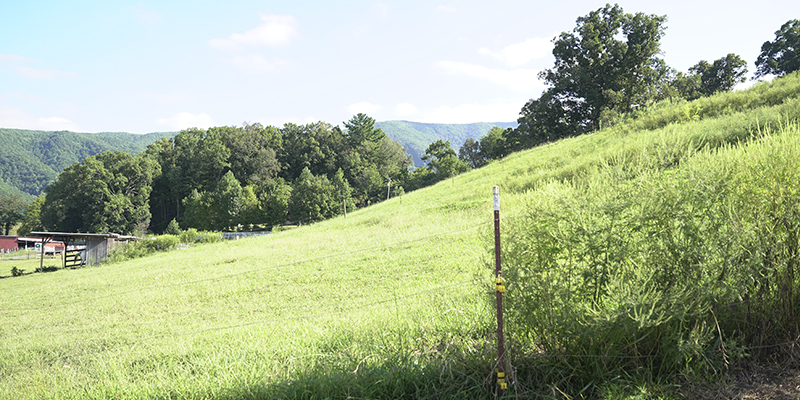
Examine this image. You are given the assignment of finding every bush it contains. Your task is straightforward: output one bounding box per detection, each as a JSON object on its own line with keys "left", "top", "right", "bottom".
{"left": 11, "top": 267, "right": 24, "bottom": 277}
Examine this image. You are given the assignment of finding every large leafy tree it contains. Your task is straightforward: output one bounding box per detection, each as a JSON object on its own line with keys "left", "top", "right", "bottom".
{"left": 289, "top": 167, "right": 337, "bottom": 223}
{"left": 0, "top": 193, "right": 26, "bottom": 235}
{"left": 16, "top": 196, "right": 45, "bottom": 236}
{"left": 755, "top": 19, "right": 800, "bottom": 78}
{"left": 674, "top": 54, "right": 748, "bottom": 100}
{"left": 516, "top": 4, "right": 670, "bottom": 146}
{"left": 421, "top": 140, "right": 468, "bottom": 180}
{"left": 41, "top": 151, "right": 159, "bottom": 234}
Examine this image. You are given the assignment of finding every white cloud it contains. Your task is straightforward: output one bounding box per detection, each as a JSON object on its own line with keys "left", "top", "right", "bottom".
{"left": 209, "top": 14, "right": 298, "bottom": 51}
{"left": 395, "top": 103, "right": 419, "bottom": 117}
{"left": 16, "top": 66, "right": 78, "bottom": 80}
{"left": 436, "top": 60, "right": 545, "bottom": 92}
{"left": 478, "top": 37, "right": 552, "bottom": 67}
{"left": 156, "top": 112, "right": 215, "bottom": 130}
{"left": 0, "top": 106, "right": 81, "bottom": 131}
{"left": 436, "top": 5, "right": 457, "bottom": 13}
{"left": 420, "top": 102, "right": 523, "bottom": 124}
{"left": 347, "top": 102, "right": 382, "bottom": 115}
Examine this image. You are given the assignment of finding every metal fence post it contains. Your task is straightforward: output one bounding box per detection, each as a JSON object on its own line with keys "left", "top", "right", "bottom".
{"left": 494, "top": 186, "right": 507, "bottom": 396}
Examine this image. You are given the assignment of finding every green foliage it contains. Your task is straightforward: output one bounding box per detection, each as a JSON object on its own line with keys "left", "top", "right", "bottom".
{"left": 518, "top": 3, "right": 670, "bottom": 142}
{"left": 457, "top": 138, "right": 482, "bottom": 169}
{"left": 10, "top": 266, "right": 24, "bottom": 277}
{"left": 15, "top": 196, "right": 44, "bottom": 236}
{"left": 0, "top": 193, "right": 26, "bottom": 235}
{"left": 40, "top": 151, "right": 159, "bottom": 234}
{"left": 502, "top": 119, "right": 800, "bottom": 391}
{"left": 256, "top": 178, "right": 292, "bottom": 226}
{"left": 163, "top": 218, "right": 181, "bottom": 235}
{"left": 755, "top": 19, "right": 800, "bottom": 78}
{"left": 421, "top": 140, "right": 468, "bottom": 179}
{"left": 673, "top": 54, "right": 749, "bottom": 100}
{"left": 288, "top": 167, "right": 337, "bottom": 222}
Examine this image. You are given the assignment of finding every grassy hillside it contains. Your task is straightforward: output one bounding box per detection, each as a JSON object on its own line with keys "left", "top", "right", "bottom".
{"left": 2, "top": 73, "right": 800, "bottom": 399}
{"left": 376, "top": 120, "right": 517, "bottom": 166}
{"left": 0, "top": 129, "right": 177, "bottom": 198}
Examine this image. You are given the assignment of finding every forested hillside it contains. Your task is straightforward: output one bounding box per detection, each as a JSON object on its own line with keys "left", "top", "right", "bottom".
{"left": 375, "top": 120, "right": 517, "bottom": 166}
{"left": 0, "top": 128, "right": 177, "bottom": 198}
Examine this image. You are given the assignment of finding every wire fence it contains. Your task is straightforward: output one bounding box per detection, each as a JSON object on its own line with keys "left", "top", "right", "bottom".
{"left": 2, "top": 182, "right": 800, "bottom": 399}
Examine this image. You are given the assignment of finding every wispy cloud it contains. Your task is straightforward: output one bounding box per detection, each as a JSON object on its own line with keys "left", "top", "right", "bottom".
{"left": 16, "top": 66, "right": 78, "bottom": 80}
{"left": 0, "top": 53, "right": 29, "bottom": 63}
{"left": 478, "top": 37, "right": 552, "bottom": 67}
{"left": 156, "top": 112, "right": 215, "bottom": 130}
{"left": 436, "top": 60, "right": 544, "bottom": 92}
{"left": 0, "top": 106, "right": 81, "bottom": 131}
{"left": 209, "top": 14, "right": 298, "bottom": 51}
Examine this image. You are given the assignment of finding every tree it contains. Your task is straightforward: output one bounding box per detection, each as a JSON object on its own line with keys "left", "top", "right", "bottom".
{"left": 331, "top": 168, "right": 356, "bottom": 216}
{"left": 257, "top": 178, "right": 292, "bottom": 226}
{"left": 690, "top": 54, "right": 748, "bottom": 97}
{"left": 212, "top": 170, "right": 244, "bottom": 231}
{"left": 755, "top": 19, "right": 800, "bottom": 78}
{"left": 41, "top": 151, "right": 159, "bottom": 234}
{"left": 458, "top": 138, "right": 483, "bottom": 169}
{"left": 16, "top": 196, "right": 44, "bottom": 236}
{"left": 343, "top": 113, "right": 386, "bottom": 146}
{"left": 0, "top": 193, "right": 26, "bottom": 235}
{"left": 515, "top": 4, "right": 670, "bottom": 147}
{"left": 182, "top": 189, "right": 214, "bottom": 231}
{"left": 289, "top": 167, "right": 336, "bottom": 223}
{"left": 480, "top": 127, "right": 511, "bottom": 161}
{"left": 421, "top": 140, "right": 468, "bottom": 180}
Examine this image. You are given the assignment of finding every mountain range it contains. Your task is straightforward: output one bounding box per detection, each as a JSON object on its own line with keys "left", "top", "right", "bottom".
{"left": 0, "top": 120, "right": 516, "bottom": 200}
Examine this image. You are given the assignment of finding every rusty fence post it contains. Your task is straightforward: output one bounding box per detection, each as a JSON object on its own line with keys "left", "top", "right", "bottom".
{"left": 494, "top": 186, "right": 507, "bottom": 396}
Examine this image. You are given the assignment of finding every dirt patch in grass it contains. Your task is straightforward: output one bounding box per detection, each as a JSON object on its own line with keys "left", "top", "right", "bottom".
{"left": 682, "top": 364, "right": 800, "bottom": 400}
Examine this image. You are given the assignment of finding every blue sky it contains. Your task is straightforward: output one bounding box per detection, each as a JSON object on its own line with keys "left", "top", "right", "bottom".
{"left": 1, "top": 0, "right": 798, "bottom": 133}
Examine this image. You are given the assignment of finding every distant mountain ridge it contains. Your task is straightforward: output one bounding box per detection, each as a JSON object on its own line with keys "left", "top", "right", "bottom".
{"left": 0, "top": 128, "right": 178, "bottom": 200}
{"left": 376, "top": 120, "right": 518, "bottom": 166}
{"left": 0, "top": 120, "right": 517, "bottom": 199}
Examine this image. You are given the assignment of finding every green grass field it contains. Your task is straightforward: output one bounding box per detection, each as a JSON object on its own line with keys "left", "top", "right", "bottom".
{"left": 3, "top": 73, "right": 800, "bottom": 399}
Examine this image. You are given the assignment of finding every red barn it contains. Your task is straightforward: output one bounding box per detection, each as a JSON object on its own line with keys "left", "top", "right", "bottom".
{"left": 0, "top": 236, "right": 18, "bottom": 252}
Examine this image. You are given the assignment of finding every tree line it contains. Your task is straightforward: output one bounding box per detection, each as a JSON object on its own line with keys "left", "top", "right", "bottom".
{"left": 456, "top": 7, "right": 800, "bottom": 169}
{"left": 4, "top": 113, "right": 480, "bottom": 235}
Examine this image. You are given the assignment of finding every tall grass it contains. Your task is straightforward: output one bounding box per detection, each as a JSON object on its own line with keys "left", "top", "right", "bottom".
{"left": 502, "top": 120, "right": 800, "bottom": 396}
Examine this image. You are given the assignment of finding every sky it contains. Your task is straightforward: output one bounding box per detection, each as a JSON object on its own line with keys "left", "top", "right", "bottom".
{"left": 1, "top": 0, "right": 798, "bottom": 134}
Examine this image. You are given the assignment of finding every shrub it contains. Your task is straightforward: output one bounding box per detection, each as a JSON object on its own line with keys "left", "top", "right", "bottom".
{"left": 11, "top": 267, "right": 24, "bottom": 277}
